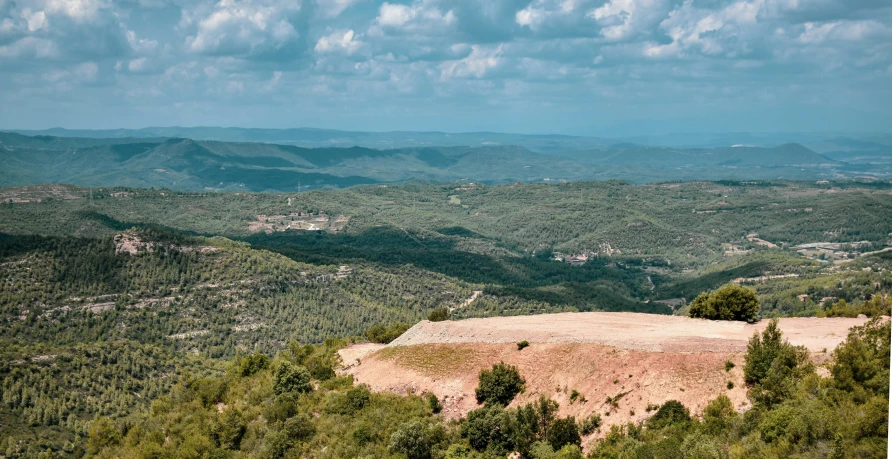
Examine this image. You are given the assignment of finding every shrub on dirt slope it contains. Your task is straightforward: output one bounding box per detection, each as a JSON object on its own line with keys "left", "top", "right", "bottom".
{"left": 475, "top": 362, "right": 526, "bottom": 406}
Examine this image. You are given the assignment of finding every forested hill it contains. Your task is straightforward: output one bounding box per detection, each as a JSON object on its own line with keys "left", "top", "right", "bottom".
{"left": 1, "top": 132, "right": 885, "bottom": 191}
{"left": 1, "top": 180, "right": 891, "bottom": 456}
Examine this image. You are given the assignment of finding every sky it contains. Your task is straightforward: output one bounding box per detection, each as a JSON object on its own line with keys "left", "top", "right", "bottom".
{"left": 0, "top": 0, "right": 890, "bottom": 136}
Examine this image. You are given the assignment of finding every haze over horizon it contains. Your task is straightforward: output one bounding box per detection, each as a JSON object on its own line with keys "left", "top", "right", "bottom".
{"left": 1, "top": 0, "right": 890, "bottom": 137}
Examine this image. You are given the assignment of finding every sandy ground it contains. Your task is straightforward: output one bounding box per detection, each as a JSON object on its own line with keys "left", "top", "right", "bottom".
{"left": 387, "top": 312, "right": 869, "bottom": 352}
{"left": 339, "top": 312, "right": 873, "bottom": 447}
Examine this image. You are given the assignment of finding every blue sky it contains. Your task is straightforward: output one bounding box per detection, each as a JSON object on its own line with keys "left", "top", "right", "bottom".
{"left": 0, "top": 0, "right": 890, "bottom": 136}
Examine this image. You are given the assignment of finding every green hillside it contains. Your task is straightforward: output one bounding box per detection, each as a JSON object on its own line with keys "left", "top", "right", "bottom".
{"left": 1, "top": 180, "right": 890, "bottom": 456}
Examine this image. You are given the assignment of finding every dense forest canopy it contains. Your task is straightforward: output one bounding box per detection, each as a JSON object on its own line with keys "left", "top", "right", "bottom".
{"left": 0, "top": 179, "right": 889, "bottom": 457}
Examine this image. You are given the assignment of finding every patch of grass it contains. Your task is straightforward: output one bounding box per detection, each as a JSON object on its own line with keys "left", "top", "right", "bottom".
{"left": 376, "top": 344, "right": 477, "bottom": 377}
{"left": 517, "top": 340, "right": 530, "bottom": 350}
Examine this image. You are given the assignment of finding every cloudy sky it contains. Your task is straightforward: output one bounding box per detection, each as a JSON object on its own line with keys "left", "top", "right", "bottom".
{"left": 0, "top": 0, "right": 890, "bottom": 135}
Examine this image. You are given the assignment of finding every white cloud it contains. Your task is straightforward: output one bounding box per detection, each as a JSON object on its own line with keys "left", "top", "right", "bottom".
{"left": 440, "top": 44, "right": 502, "bottom": 79}
{"left": 644, "top": 0, "right": 766, "bottom": 58}
{"left": 516, "top": 5, "right": 547, "bottom": 30}
{"left": 24, "top": 9, "right": 46, "bottom": 31}
{"left": 186, "top": 0, "right": 303, "bottom": 57}
{"left": 589, "top": 0, "right": 667, "bottom": 41}
{"left": 798, "top": 20, "right": 888, "bottom": 44}
{"left": 127, "top": 30, "right": 158, "bottom": 54}
{"left": 375, "top": 1, "right": 454, "bottom": 30}
{"left": 44, "top": 0, "right": 105, "bottom": 22}
{"left": 128, "top": 57, "right": 149, "bottom": 72}
{"left": 314, "top": 29, "right": 363, "bottom": 54}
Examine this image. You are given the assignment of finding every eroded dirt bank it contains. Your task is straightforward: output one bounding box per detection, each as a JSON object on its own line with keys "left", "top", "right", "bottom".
{"left": 339, "top": 312, "right": 870, "bottom": 441}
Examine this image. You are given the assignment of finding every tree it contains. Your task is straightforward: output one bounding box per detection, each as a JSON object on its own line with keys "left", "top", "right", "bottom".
{"left": 546, "top": 417, "right": 581, "bottom": 450}
{"left": 646, "top": 400, "right": 691, "bottom": 430}
{"left": 428, "top": 307, "right": 450, "bottom": 322}
{"left": 389, "top": 420, "right": 433, "bottom": 459}
{"left": 86, "top": 417, "right": 120, "bottom": 454}
{"left": 831, "top": 318, "right": 891, "bottom": 399}
{"left": 689, "top": 283, "right": 759, "bottom": 322}
{"left": 236, "top": 353, "right": 270, "bottom": 376}
{"left": 273, "top": 361, "right": 312, "bottom": 395}
{"left": 475, "top": 362, "right": 525, "bottom": 406}
{"left": 702, "top": 395, "right": 735, "bottom": 434}
{"left": 462, "top": 405, "right": 515, "bottom": 452}
{"left": 214, "top": 409, "right": 247, "bottom": 450}
{"left": 743, "top": 319, "right": 811, "bottom": 407}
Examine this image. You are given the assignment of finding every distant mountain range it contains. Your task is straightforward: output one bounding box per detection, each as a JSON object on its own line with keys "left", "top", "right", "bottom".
{"left": 9, "top": 126, "right": 613, "bottom": 152}
{"left": 1, "top": 131, "right": 888, "bottom": 191}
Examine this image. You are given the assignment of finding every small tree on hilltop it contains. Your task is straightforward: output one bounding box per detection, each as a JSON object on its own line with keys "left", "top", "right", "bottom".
{"left": 475, "top": 362, "right": 525, "bottom": 406}
{"left": 689, "top": 283, "right": 759, "bottom": 322}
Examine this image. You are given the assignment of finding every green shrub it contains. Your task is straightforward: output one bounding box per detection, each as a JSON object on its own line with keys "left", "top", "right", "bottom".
{"left": 475, "top": 362, "right": 526, "bottom": 406}
{"left": 462, "top": 405, "right": 514, "bottom": 452}
{"left": 702, "top": 395, "right": 735, "bottom": 434}
{"left": 366, "top": 322, "right": 411, "bottom": 344}
{"left": 517, "top": 340, "right": 530, "bottom": 350}
{"left": 273, "top": 361, "right": 312, "bottom": 395}
{"left": 547, "top": 417, "right": 581, "bottom": 450}
{"left": 213, "top": 409, "right": 246, "bottom": 450}
{"left": 427, "top": 392, "right": 442, "bottom": 414}
{"left": 579, "top": 413, "right": 601, "bottom": 435}
{"left": 236, "top": 353, "right": 270, "bottom": 377}
{"left": 86, "top": 418, "right": 121, "bottom": 454}
{"left": 283, "top": 414, "right": 316, "bottom": 442}
{"left": 744, "top": 319, "right": 812, "bottom": 407}
{"left": 689, "top": 283, "right": 760, "bottom": 322}
{"left": 326, "top": 385, "right": 371, "bottom": 415}
{"left": 724, "top": 360, "right": 735, "bottom": 372}
{"left": 389, "top": 420, "right": 433, "bottom": 459}
{"left": 428, "top": 307, "right": 450, "bottom": 322}
{"left": 646, "top": 400, "right": 691, "bottom": 430}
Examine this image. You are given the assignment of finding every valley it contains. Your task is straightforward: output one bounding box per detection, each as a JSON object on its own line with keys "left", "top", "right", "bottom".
{"left": 0, "top": 179, "right": 889, "bottom": 457}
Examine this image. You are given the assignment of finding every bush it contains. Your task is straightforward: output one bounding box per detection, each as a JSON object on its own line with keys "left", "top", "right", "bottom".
{"left": 702, "top": 395, "right": 735, "bottom": 434}
{"left": 273, "top": 361, "right": 312, "bottom": 395}
{"left": 236, "top": 353, "right": 270, "bottom": 377}
{"left": 462, "top": 405, "right": 515, "bottom": 452}
{"left": 517, "top": 340, "right": 530, "bottom": 350}
{"left": 428, "top": 307, "right": 450, "bottom": 322}
{"left": 689, "top": 283, "right": 759, "bottom": 322}
{"left": 283, "top": 414, "right": 316, "bottom": 442}
{"left": 743, "top": 319, "right": 811, "bottom": 407}
{"left": 86, "top": 418, "right": 120, "bottom": 454}
{"left": 213, "top": 409, "right": 246, "bottom": 450}
{"left": 475, "top": 362, "right": 526, "bottom": 406}
{"left": 389, "top": 420, "right": 433, "bottom": 459}
{"left": 326, "top": 385, "right": 371, "bottom": 415}
{"left": 426, "top": 392, "right": 442, "bottom": 414}
{"left": 579, "top": 413, "right": 602, "bottom": 435}
{"left": 547, "top": 417, "right": 582, "bottom": 450}
{"left": 831, "top": 318, "right": 891, "bottom": 398}
{"left": 646, "top": 400, "right": 691, "bottom": 430}
{"left": 366, "top": 322, "right": 410, "bottom": 344}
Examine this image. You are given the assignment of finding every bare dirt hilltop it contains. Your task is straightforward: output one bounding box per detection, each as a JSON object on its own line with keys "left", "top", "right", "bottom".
{"left": 340, "top": 312, "right": 870, "bottom": 444}
{"left": 387, "top": 312, "right": 865, "bottom": 353}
